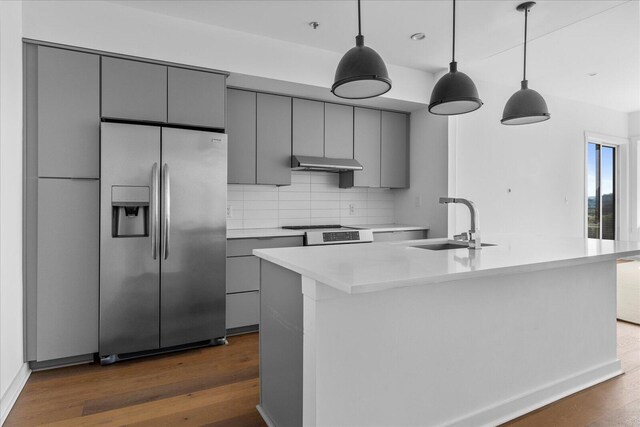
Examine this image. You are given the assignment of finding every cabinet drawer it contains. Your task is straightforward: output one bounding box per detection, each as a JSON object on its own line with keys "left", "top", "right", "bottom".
{"left": 373, "top": 230, "right": 427, "bottom": 242}
{"left": 226, "top": 291, "right": 260, "bottom": 329}
{"left": 227, "top": 236, "right": 303, "bottom": 257}
{"left": 227, "top": 256, "right": 260, "bottom": 293}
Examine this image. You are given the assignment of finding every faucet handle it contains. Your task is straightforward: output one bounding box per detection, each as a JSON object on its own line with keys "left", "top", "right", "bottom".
{"left": 453, "top": 232, "right": 469, "bottom": 241}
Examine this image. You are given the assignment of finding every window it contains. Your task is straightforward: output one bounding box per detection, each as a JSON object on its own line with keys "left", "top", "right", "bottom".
{"left": 587, "top": 142, "right": 616, "bottom": 239}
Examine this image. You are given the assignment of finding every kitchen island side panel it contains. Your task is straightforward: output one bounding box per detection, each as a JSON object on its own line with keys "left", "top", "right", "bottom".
{"left": 259, "top": 260, "right": 303, "bottom": 427}
{"left": 302, "top": 260, "right": 619, "bottom": 427}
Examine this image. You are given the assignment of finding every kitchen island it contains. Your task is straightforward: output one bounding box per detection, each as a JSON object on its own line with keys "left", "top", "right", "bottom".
{"left": 254, "top": 236, "right": 640, "bottom": 427}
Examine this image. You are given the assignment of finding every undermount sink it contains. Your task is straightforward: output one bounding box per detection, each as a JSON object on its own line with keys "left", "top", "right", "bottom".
{"left": 412, "top": 241, "right": 497, "bottom": 251}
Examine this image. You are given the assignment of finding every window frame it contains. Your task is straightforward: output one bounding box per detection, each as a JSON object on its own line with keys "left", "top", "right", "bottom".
{"left": 584, "top": 132, "right": 629, "bottom": 240}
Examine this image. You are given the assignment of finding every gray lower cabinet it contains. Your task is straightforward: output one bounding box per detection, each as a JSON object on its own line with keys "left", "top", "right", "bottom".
{"left": 226, "top": 236, "right": 303, "bottom": 333}
{"left": 381, "top": 111, "right": 409, "bottom": 188}
{"left": 373, "top": 229, "right": 428, "bottom": 242}
{"left": 28, "top": 45, "right": 100, "bottom": 178}
{"left": 101, "top": 56, "right": 168, "bottom": 122}
{"left": 227, "top": 89, "right": 257, "bottom": 184}
{"left": 167, "top": 67, "right": 226, "bottom": 128}
{"left": 257, "top": 93, "right": 292, "bottom": 186}
{"left": 292, "top": 98, "right": 324, "bottom": 157}
{"left": 324, "top": 103, "right": 354, "bottom": 159}
{"left": 30, "top": 179, "right": 99, "bottom": 362}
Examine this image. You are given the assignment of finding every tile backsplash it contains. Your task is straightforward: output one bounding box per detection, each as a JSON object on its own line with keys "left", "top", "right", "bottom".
{"left": 227, "top": 171, "right": 396, "bottom": 229}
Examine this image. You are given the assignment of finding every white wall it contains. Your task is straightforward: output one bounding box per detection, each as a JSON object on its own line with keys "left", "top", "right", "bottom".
{"left": 394, "top": 108, "right": 449, "bottom": 237}
{"left": 22, "top": 0, "right": 431, "bottom": 108}
{"left": 450, "top": 79, "right": 629, "bottom": 239}
{"left": 1, "top": 1, "right": 29, "bottom": 423}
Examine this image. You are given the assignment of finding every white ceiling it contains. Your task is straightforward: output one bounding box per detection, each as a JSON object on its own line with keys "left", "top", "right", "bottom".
{"left": 111, "top": 0, "right": 640, "bottom": 112}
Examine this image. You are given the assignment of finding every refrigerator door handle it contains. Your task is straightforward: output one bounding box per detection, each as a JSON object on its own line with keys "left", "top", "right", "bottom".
{"left": 151, "top": 162, "right": 159, "bottom": 259}
{"left": 162, "top": 163, "right": 171, "bottom": 260}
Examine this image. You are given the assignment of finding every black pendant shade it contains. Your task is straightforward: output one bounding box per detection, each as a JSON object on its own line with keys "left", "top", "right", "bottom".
{"left": 429, "top": 61, "right": 482, "bottom": 115}
{"left": 501, "top": 80, "right": 550, "bottom": 125}
{"left": 332, "top": 35, "right": 392, "bottom": 99}
{"left": 429, "top": 0, "right": 482, "bottom": 115}
{"left": 501, "top": 2, "right": 550, "bottom": 125}
{"left": 332, "top": 0, "right": 392, "bottom": 99}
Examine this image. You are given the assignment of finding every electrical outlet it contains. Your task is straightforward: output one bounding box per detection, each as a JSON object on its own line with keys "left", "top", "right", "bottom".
{"left": 226, "top": 205, "right": 233, "bottom": 218}
{"left": 414, "top": 196, "right": 422, "bottom": 207}
{"left": 349, "top": 203, "right": 355, "bottom": 216}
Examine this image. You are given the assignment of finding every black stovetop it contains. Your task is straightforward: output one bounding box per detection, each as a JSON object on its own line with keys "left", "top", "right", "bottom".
{"left": 281, "top": 225, "right": 344, "bottom": 230}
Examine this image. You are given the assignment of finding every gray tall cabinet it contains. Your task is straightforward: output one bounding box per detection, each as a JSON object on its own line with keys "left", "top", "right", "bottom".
{"left": 25, "top": 45, "right": 100, "bottom": 365}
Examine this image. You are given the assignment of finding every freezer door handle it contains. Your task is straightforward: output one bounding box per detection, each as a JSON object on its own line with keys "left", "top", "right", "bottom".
{"left": 150, "top": 162, "right": 159, "bottom": 259}
{"left": 161, "top": 163, "right": 171, "bottom": 260}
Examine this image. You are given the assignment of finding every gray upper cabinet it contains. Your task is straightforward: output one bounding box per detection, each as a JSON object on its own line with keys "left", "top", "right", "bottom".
{"left": 324, "top": 103, "right": 354, "bottom": 159}
{"left": 227, "top": 89, "right": 257, "bottom": 184}
{"left": 36, "top": 179, "right": 99, "bottom": 361}
{"left": 257, "top": 93, "right": 292, "bottom": 186}
{"left": 36, "top": 46, "right": 100, "bottom": 178}
{"left": 353, "top": 108, "right": 381, "bottom": 187}
{"left": 293, "top": 98, "right": 324, "bottom": 157}
{"left": 381, "top": 111, "right": 409, "bottom": 188}
{"left": 168, "top": 67, "right": 225, "bottom": 128}
{"left": 101, "top": 57, "right": 167, "bottom": 122}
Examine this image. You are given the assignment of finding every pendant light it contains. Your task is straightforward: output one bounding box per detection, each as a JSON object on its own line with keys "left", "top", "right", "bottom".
{"left": 501, "top": 2, "right": 550, "bottom": 125}
{"left": 429, "top": 0, "right": 482, "bottom": 115}
{"left": 331, "top": 0, "right": 392, "bottom": 99}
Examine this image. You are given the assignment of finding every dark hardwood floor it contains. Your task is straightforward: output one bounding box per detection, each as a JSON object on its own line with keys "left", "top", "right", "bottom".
{"left": 5, "top": 333, "right": 266, "bottom": 426}
{"left": 6, "top": 321, "right": 639, "bottom": 426}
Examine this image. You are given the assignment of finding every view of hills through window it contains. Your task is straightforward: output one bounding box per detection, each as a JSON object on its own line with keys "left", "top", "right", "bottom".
{"left": 587, "top": 143, "right": 615, "bottom": 240}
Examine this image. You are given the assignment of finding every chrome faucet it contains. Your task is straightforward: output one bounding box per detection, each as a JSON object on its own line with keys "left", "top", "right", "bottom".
{"left": 439, "top": 197, "right": 482, "bottom": 250}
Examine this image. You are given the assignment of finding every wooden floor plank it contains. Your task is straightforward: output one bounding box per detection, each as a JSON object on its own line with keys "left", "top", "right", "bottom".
{"left": 5, "top": 323, "right": 639, "bottom": 427}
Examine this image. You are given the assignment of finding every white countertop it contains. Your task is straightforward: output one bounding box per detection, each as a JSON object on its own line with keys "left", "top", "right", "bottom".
{"left": 226, "top": 224, "right": 429, "bottom": 239}
{"left": 253, "top": 236, "right": 640, "bottom": 294}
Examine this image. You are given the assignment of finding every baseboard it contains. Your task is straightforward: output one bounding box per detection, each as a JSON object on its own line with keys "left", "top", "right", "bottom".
{"left": 0, "top": 363, "right": 31, "bottom": 425}
{"left": 448, "top": 359, "right": 623, "bottom": 427}
{"left": 256, "top": 404, "right": 276, "bottom": 427}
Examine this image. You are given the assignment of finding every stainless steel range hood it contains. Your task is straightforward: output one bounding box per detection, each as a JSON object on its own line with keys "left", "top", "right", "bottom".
{"left": 291, "top": 155, "right": 363, "bottom": 172}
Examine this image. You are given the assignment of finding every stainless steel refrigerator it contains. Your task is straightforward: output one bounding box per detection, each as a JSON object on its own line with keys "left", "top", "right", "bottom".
{"left": 100, "top": 122, "right": 227, "bottom": 362}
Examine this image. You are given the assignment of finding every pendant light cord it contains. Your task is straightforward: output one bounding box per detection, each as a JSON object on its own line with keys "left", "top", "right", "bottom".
{"left": 357, "top": 0, "right": 362, "bottom": 36}
{"left": 452, "top": 0, "right": 456, "bottom": 62}
{"left": 523, "top": 6, "right": 528, "bottom": 81}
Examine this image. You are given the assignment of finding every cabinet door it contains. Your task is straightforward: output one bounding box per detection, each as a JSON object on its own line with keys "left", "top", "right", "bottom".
{"left": 257, "top": 93, "right": 292, "bottom": 186}
{"left": 168, "top": 67, "right": 225, "bottom": 128}
{"left": 353, "top": 108, "right": 381, "bottom": 187}
{"left": 324, "top": 103, "right": 354, "bottom": 159}
{"left": 101, "top": 57, "right": 167, "bottom": 122}
{"left": 227, "top": 89, "right": 256, "bottom": 184}
{"left": 37, "top": 46, "right": 100, "bottom": 178}
{"left": 36, "top": 179, "right": 99, "bottom": 361}
{"left": 381, "top": 111, "right": 409, "bottom": 188}
{"left": 292, "top": 98, "right": 324, "bottom": 157}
